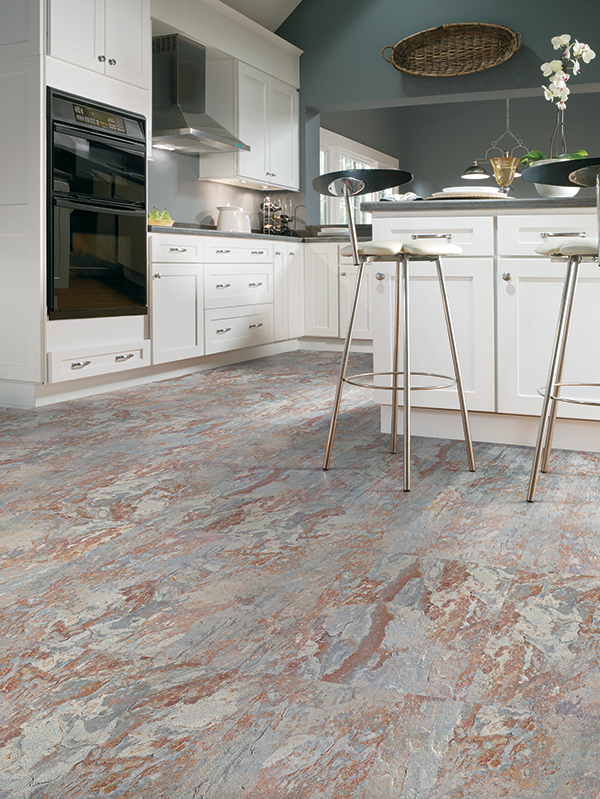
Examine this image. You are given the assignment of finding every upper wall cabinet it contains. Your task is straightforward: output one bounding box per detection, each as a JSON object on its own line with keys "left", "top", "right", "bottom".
{"left": 199, "top": 60, "right": 299, "bottom": 192}
{"left": 48, "top": 0, "right": 151, "bottom": 89}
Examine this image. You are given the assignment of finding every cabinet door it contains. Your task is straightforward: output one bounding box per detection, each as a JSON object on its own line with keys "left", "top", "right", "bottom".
{"left": 237, "top": 63, "right": 269, "bottom": 183}
{"left": 104, "top": 0, "right": 150, "bottom": 89}
{"left": 150, "top": 265, "right": 204, "bottom": 364}
{"left": 372, "top": 258, "right": 495, "bottom": 412}
{"left": 497, "top": 258, "right": 600, "bottom": 420}
{"left": 287, "top": 243, "right": 304, "bottom": 339}
{"left": 273, "top": 247, "right": 287, "bottom": 341}
{"left": 48, "top": 0, "right": 105, "bottom": 74}
{"left": 304, "top": 244, "right": 338, "bottom": 337}
{"left": 268, "top": 78, "right": 299, "bottom": 190}
{"left": 339, "top": 264, "right": 372, "bottom": 340}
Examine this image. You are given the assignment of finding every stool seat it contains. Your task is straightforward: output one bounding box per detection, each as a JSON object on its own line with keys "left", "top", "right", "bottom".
{"left": 339, "top": 240, "right": 403, "bottom": 257}
{"left": 402, "top": 240, "right": 463, "bottom": 256}
{"left": 559, "top": 237, "right": 599, "bottom": 256}
{"left": 339, "top": 239, "right": 463, "bottom": 258}
{"left": 534, "top": 237, "right": 598, "bottom": 256}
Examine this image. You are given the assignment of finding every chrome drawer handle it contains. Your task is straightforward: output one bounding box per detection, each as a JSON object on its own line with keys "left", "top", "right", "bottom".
{"left": 71, "top": 360, "right": 91, "bottom": 369}
{"left": 216, "top": 249, "right": 231, "bottom": 254}
{"left": 540, "top": 231, "right": 586, "bottom": 238}
{"left": 115, "top": 353, "right": 134, "bottom": 362}
{"left": 216, "top": 283, "right": 231, "bottom": 289}
{"left": 169, "top": 247, "right": 187, "bottom": 252}
{"left": 249, "top": 323, "right": 264, "bottom": 329}
{"left": 248, "top": 281, "right": 263, "bottom": 287}
{"left": 216, "top": 327, "right": 232, "bottom": 334}
{"left": 411, "top": 233, "right": 452, "bottom": 241}
{"left": 251, "top": 250, "right": 265, "bottom": 255}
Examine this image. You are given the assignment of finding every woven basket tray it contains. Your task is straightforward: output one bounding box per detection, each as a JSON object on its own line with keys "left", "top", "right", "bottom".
{"left": 382, "top": 23, "right": 521, "bottom": 77}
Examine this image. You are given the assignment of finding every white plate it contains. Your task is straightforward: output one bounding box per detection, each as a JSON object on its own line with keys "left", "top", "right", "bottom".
{"left": 429, "top": 192, "right": 512, "bottom": 200}
{"left": 441, "top": 186, "right": 500, "bottom": 194}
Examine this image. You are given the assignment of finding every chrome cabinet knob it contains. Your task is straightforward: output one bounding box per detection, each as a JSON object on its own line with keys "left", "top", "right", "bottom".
{"left": 502, "top": 272, "right": 512, "bottom": 282}
{"left": 375, "top": 272, "right": 385, "bottom": 281}
{"left": 108, "top": 58, "right": 117, "bottom": 66}
{"left": 98, "top": 55, "right": 106, "bottom": 62}
{"left": 153, "top": 273, "right": 162, "bottom": 279}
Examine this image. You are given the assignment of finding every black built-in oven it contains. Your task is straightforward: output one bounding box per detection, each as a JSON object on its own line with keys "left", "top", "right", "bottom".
{"left": 47, "top": 89, "right": 148, "bottom": 319}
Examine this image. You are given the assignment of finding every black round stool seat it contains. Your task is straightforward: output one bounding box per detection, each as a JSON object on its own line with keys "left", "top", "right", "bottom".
{"left": 522, "top": 156, "right": 600, "bottom": 187}
{"left": 313, "top": 168, "right": 412, "bottom": 197}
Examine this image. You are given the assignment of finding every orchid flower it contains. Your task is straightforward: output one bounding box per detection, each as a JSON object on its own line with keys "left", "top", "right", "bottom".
{"left": 542, "top": 35, "right": 596, "bottom": 108}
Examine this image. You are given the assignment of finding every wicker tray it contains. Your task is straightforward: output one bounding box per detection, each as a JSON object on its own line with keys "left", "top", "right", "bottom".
{"left": 382, "top": 23, "right": 521, "bottom": 77}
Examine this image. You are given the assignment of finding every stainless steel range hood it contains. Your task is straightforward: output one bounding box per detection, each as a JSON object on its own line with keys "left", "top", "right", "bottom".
{"left": 152, "top": 34, "right": 250, "bottom": 155}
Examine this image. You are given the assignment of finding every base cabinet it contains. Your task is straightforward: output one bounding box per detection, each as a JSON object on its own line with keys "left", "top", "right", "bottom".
{"left": 372, "top": 258, "right": 495, "bottom": 412}
{"left": 150, "top": 235, "right": 205, "bottom": 364}
{"left": 304, "top": 242, "right": 372, "bottom": 340}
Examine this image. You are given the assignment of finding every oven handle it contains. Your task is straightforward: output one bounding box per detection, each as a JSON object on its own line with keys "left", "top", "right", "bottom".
{"left": 53, "top": 197, "right": 146, "bottom": 217}
{"left": 53, "top": 123, "right": 146, "bottom": 156}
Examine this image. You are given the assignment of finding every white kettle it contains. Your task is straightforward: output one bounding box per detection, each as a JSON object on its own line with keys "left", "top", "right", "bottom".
{"left": 216, "top": 204, "right": 243, "bottom": 232}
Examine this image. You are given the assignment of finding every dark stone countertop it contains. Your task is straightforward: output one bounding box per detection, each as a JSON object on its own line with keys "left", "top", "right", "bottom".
{"left": 362, "top": 196, "right": 596, "bottom": 213}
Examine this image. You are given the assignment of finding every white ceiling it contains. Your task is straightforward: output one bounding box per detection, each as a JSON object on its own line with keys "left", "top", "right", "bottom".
{"left": 217, "top": 0, "right": 304, "bottom": 32}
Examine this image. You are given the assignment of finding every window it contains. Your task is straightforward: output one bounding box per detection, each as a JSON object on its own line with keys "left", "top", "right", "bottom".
{"left": 319, "top": 129, "right": 399, "bottom": 225}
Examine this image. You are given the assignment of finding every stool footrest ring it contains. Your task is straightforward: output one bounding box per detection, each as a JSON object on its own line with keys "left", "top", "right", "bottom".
{"left": 345, "top": 370, "right": 458, "bottom": 391}
{"left": 538, "top": 381, "right": 600, "bottom": 408}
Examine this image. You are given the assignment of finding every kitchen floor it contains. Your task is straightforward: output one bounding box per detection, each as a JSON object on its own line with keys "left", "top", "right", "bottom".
{"left": 2, "top": 350, "right": 600, "bottom": 799}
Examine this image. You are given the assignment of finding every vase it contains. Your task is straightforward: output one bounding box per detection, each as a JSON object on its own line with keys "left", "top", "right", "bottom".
{"left": 549, "top": 107, "right": 567, "bottom": 160}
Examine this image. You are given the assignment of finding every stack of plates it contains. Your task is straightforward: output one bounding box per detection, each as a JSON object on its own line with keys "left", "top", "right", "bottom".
{"left": 429, "top": 186, "right": 510, "bottom": 200}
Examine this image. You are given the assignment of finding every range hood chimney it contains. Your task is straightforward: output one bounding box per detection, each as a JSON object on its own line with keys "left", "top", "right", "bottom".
{"left": 152, "top": 34, "right": 250, "bottom": 155}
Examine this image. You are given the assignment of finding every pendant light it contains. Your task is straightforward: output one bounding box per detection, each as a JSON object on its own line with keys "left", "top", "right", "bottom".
{"left": 461, "top": 99, "right": 527, "bottom": 180}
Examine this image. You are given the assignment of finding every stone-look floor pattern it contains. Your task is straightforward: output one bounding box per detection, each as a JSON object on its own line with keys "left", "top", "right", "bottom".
{"left": 2, "top": 350, "right": 600, "bottom": 798}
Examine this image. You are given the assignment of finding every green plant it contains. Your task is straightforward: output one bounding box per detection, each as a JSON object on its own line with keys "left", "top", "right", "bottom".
{"left": 519, "top": 148, "right": 588, "bottom": 165}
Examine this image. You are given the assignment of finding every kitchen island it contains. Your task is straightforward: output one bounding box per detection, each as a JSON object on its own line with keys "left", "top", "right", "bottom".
{"left": 360, "top": 196, "right": 600, "bottom": 454}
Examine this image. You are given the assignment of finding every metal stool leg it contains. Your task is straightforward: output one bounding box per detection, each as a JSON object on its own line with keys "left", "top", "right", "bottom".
{"left": 402, "top": 254, "right": 411, "bottom": 491}
{"left": 322, "top": 260, "right": 366, "bottom": 470}
{"left": 540, "top": 259, "right": 581, "bottom": 473}
{"left": 526, "top": 256, "right": 580, "bottom": 502}
{"left": 390, "top": 259, "right": 401, "bottom": 455}
{"left": 434, "top": 257, "right": 476, "bottom": 472}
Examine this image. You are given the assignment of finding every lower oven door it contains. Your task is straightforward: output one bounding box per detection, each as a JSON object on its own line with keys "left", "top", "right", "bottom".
{"left": 49, "top": 198, "right": 147, "bottom": 319}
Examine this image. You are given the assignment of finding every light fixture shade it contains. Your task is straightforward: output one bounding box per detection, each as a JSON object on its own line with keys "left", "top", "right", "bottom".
{"left": 461, "top": 161, "right": 491, "bottom": 180}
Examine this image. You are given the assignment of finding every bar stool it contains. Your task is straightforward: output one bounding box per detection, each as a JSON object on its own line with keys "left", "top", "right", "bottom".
{"left": 522, "top": 158, "right": 600, "bottom": 501}
{"left": 312, "top": 169, "right": 476, "bottom": 491}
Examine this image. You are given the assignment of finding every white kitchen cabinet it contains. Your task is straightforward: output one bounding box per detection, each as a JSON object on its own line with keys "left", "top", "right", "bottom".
{"left": 304, "top": 242, "right": 372, "bottom": 340}
{"left": 497, "top": 258, "right": 600, "bottom": 421}
{"left": 203, "top": 236, "right": 275, "bottom": 355}
{"left": 372, "top": 258, "right": 496, "bottom": 413}
{"left": 150, "top": 235, "right": 205, "bottom": 364}
{"left": 200, "top": 60, "right": 299, "bottom": 191}
{"left": 304, "top": 243, "right": 339, "bottom": 338}
{"left": 48, "top": 0, "right": 151, "bottom": 89}
{"left": 274, "top": 241, "right": 304, "bottom": 341}
{"left": 47, "top": 340, "right": 150, "bottom": 382}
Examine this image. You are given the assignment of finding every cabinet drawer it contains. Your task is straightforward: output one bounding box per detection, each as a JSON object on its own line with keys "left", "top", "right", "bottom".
{"left": 204, "top": 264, "right": 273, "bottom": 309}
{"left": 204, "top": 238, "right": 273, "bottom": 263}
{"left": 205, "top": 304, "right": 273, "bottom": 354}
{"left": 497, "top": 214, "right": 597, "bottom": 256}
{"left": 47, "top": 340, "right": 150, "bottom": 383}
{"left": 372, "top": 216, "right": 494, "bottom": 256}
{"left": 150, "top": 234, "right": 204, "bottom": 263}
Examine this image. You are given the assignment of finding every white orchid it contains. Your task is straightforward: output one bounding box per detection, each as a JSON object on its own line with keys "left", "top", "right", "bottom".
{"left": 541, "top": 59, "right": 563, "bottom": 76}
{"left": 541, "top": 35, "right": 596, "bottom": 108}
{"left": 551, "top": 34, "right": 571, "bottom": 50}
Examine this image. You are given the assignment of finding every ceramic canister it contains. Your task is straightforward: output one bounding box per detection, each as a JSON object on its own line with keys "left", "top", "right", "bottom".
{"left": 216, "top": 205, "right": 243, "bottom": 232}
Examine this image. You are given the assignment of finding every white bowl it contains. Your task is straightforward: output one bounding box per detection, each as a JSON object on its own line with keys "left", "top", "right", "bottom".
{"left": 534, "top": 183, "right": 580, "bottom": 198}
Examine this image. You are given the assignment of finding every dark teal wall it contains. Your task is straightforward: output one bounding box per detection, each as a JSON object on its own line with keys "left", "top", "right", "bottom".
{"left": 277, "top": 0, "right": 600, "bottom": 219}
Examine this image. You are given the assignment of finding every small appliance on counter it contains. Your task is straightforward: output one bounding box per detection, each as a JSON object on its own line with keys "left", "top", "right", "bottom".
{"left": 216, "top": 204, "right": 251, "bottom": 232}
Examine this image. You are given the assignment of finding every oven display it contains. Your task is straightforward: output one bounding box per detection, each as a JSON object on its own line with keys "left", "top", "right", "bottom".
{"left": 72, "top": 104, "right": 126, "bottom": 133}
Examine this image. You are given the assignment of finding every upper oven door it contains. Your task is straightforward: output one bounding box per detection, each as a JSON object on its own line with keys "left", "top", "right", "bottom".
{"left": 52, "top": 123, "right": 146, "bottom": 205}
